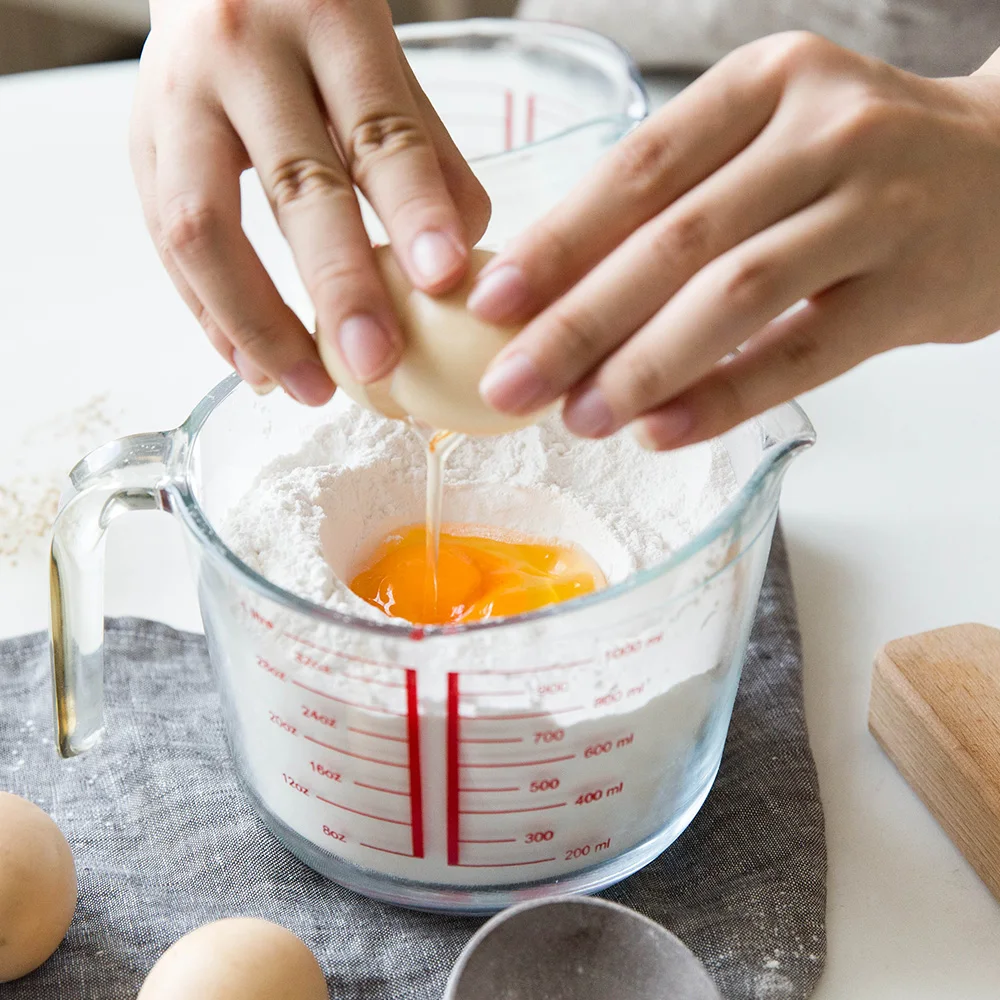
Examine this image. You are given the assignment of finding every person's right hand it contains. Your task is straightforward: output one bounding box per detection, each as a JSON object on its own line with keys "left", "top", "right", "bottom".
{"left": 131, "top": 0, "right": 491, "bottom": 404}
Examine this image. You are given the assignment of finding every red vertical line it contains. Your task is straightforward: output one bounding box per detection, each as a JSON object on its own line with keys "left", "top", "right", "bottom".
{"left": 406, "top": 669, "right": 425, "bottom": 859}
{"left": 526, "top": 94, "right": 536, "bottom": 145}
{"left": 447, "top": 672, "right": 461, "bottom": 866}
{"left": 504, "top": 90, "right": 514, "bottom": 151}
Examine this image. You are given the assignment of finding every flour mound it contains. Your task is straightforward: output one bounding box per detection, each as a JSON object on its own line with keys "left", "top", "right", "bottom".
{"left": 225, "top": 405, "right": 738, "bottom": 620}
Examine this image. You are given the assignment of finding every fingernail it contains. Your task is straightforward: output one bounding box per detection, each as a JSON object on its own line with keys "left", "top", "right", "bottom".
{"left": 410, "top": 230, "right": 464, "bottom": 287}
{"left": 633, "top": 403, "right": 694, "bottom": 450}
{"left": 563, "top": 386, "right": 614, "bottom": 438}
{"left": 467, "top": 264, "right": 530, "bottom": 324}
{"left": 232, "top": 349, "right": 276, "bottom": 394}
{"left": 479, "top": 352, "right": 546, "bottom": 413}
{"left": 282, "top": 358, "right": 334, "bottom": 407}
{"left": 338, "top": 314, "right": 396, "bottom": 382}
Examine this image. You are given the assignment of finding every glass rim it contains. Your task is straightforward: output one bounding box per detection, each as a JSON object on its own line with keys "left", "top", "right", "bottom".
{"left": 397, "top": 17, "right": 650, "bottom": 156}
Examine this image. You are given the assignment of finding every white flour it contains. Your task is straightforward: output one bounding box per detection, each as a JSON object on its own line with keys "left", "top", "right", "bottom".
{"left": 220, "top": 404, "right": 750, "bottom": 894}
{"left": 226, "top": 405, "right": 738, "bottom": 618}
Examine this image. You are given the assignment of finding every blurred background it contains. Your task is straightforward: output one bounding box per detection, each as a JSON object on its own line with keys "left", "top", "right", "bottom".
{"left": 0, "top": 0, "right": 517, "bottom": 76}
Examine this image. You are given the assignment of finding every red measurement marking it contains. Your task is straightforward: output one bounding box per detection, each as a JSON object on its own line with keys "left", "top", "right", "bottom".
{"left": 342, "top": 672, "right": 406, "bottom": 689}
{"left": 283, "top": 631, "right": 411, "bottom": 672}
{"left": 469, "top": 659, "right": 593, "bottom": 677}
{"left": 460, "top": 754, "right": 576, "bottom": 769}
{"left": 460, "top": 709, "right": 583, "bottom": 721}
{"left": 355, "top": 781, "right": 409, "bottom": 798}
{"left": 459, "top": 838, "right": 518, "bottom": 845}
{"left": 303, "top": 734, "right": 407, "bottom": 769}
{"left": 460, "top": 803, "right": 567, "bottom": 815}
{"left": 256, "top": 656, "right": 286, "bottom": 681}
{"left": 504, "top": 89, "right": 513, "bottom": 151}
{"left": 405, "top": 669, "right": 424, "bottom": 860}
{"left": 349, "top": 726, "right": 407, "bottom": 743}
{"left": 526, "top": 93, "right": 536, "bottom": 144}
{"left": 447, "top": 672, "right": 461, "bottom": 866}
{"left": 459, "top": 737, "right": 524, "bottom": 745}
{"left": 458, "top": 689, "right": 525, "bottom": 698}
{"left": 459, "top": 786, "right": 520, "bottom": 793}
{"left": 317, "top": 795, "right": 411, "bottom": 827}
{"left": 361, "top": 843, "right": 414, "bottom": 858}
{"left": 455, "top": 858, "right": 556, "bottom": 868}
{"left": 247, "top": 606, "right": 274, "bottom": 629}
{"left": 291, "top": 678, "right": 405, "bottom": 717}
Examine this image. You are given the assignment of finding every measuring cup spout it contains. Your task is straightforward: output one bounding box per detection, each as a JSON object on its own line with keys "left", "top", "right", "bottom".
{"left": 50, "top": 430, "right": 176, "bottom": 757}
{"left": 742, "top": 400, "right": 816, "bottom": 512}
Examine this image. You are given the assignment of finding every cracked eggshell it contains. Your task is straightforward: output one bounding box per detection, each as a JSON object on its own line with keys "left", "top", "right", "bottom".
{"left": 0, "top": 792, "right": 77, "bottom": 983}
{"left": 138, "top": 918, "right": 327, "bottom": 1000}
{"left": 319, "top": 246, "right": 543, "bottom": 434}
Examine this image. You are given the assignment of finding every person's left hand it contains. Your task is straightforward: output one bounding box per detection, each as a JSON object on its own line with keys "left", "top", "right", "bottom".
{"left": 469, "top": 33, "right": 1000, "bottom": 449}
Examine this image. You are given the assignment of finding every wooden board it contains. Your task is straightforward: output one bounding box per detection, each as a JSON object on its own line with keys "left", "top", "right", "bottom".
{"left": 869, "top": 623, "right": 1000, "bottom": 902}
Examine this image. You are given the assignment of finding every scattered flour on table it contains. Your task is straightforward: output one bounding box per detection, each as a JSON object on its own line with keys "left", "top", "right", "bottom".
{"left": 1, "top": 394, "right": 122, "bottom": 563}
{"left": 224, "top": 404, "right": 739, "bottom": 618}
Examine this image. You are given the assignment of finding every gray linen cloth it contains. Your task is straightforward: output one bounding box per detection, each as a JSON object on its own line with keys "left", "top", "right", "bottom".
{"left": 0, "top": 529, "right": 825, "bottom": 999}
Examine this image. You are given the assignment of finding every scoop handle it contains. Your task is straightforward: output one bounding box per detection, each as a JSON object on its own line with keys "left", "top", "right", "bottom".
{"left": 50, "top": 431, "right": 173, "bottom": 757}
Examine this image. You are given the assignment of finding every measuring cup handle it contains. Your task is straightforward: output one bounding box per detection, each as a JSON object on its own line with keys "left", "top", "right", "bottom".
{"left": 50, "top": 430, "right": 174, "bottom": 757}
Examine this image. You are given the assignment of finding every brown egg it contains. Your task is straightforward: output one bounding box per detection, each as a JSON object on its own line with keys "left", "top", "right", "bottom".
{"left": 138, "top": 918, "right": 327, "bottom": 1000}
{"left": 0, "top": 792, "right": 77, "bottom": 982}
{"left": 319, "top": 246, "right": 545, "bottom": 435}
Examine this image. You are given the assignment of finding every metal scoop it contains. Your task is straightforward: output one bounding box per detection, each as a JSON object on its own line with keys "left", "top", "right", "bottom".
{"left": 444, "top": 896, "right": 722, "bottom": 1000}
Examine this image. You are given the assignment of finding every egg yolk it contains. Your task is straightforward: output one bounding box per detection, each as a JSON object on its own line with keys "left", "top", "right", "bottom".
{"left": 350, "top": 525, "right": 606, "bottom": 626}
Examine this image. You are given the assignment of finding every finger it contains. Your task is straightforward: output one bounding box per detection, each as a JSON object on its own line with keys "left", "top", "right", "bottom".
{"left": 467, "top": 36, "right": 792, "bottom": 324}
{"left": 478, "top": 123, "right": 832, "bottom": 415}
{"left": 561, "top": 190, "right": 885, "bottom": 437}
{"left": 631, "top": 278, "right": 880, "bottom": 449}
{"left": 155, "top": 99, "right": 334, "bottom": 405}
{"left": 130, "top": 111, "right": 275, "bottom": 389}
{"left": 218, "top": 54, "right": 405, "bottom": 385}
{"left": 398, "top": 46, "right": 492, "bottom": 244}
{"left": 306, "top": 1, "right": 471, "bottom": 292}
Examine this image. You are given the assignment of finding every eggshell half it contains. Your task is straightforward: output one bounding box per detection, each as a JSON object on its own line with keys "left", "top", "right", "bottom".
{"left": 319, "top": 246, "right": 543, "bottom": 434}
{"left": 0, "top": 792, "right": 77, "bottom": 982}
{"left": 137, "top": 918, "right": 327, "bottom": 1000}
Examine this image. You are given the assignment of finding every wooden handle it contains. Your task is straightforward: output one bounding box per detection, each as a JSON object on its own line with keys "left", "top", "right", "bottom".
{"left": 869, "top": 623, "right": 1000, "bottom": 901}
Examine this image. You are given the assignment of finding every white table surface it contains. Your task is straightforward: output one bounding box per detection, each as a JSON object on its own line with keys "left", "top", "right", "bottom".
{"left": 2, "top": 61, "right": 999, "bottom": 997}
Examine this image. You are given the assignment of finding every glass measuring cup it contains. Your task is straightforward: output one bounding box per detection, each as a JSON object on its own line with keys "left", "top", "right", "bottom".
{"left": 52, "top": 383, "right": 812, "bottom": 913}
{"left": 49, "top": 21, "right": 815, "bottom": 913}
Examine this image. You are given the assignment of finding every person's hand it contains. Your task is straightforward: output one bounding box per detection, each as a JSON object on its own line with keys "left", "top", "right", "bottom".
{"left": 131, "top": 0, "right": 490, "bottom": 404}
{"left": 470, "top": 32, "right": 1000, "bottom": 449}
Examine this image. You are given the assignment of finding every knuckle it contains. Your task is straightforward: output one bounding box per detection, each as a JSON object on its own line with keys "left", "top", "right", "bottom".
{"left": 712, "top": 371, "right": 747, "bottom": 428}
{"left": 347, "top": 112, "right": 430, "bottom": 181}
{"left": 204, "top": 0, "right": 250, "bottom": 43}
{"left": 880, "top": 177, "right": 930, "bottom": 224}
{"left": 721, "top": 255, "right": 780, "bottom": 312}
{"left": 225, "top": 316, "right": 283, "bottom": 357}
{"left": 650, "top": 209, "right": 713, "bottom": 267}
{"left": 619, "top": 349, "right": 671, "bottom": 410}
{"left": 817, "top": 92, "right": 894, "bottom": 157}
{"left": 162, "top": 197, "right": 220, "bottom": 257}
{"left": 777, "top": 331, "right": 822, "bottom": 377}
{"left": 308, "top": 256, "right": 372, "bottom": 303}
{"left": 614, "top": 123, "right": 674, "bottom": 199}
{"left": 542, "top": 304, "right": 610, "bottom": 363}
{"left": 756, "top": 31, "right": 833, "bottom": 80}
{"left": 301, "top": 0, "right": 351, "bottom": 24}
{"left": 530, "top": 218, "right": 578, "bottom": 276}
{"left": 269, "top": 156, "right": 351, "bottom": 213}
